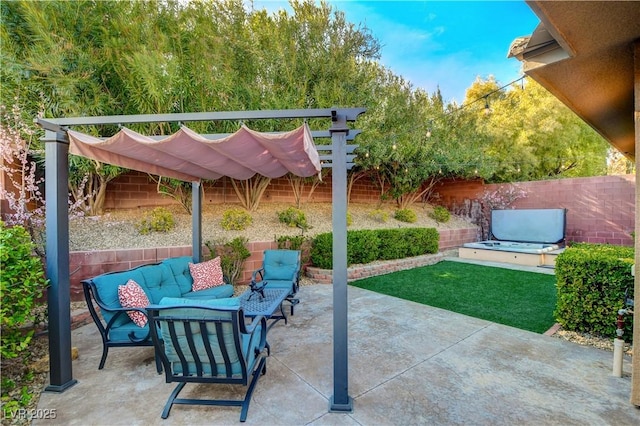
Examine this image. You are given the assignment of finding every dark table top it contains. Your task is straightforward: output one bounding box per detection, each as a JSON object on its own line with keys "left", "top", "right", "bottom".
{"left": 238, "top": 287, "right": 289, "bottom": 318}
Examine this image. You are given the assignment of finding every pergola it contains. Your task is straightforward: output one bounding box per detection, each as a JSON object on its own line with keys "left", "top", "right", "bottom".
{"left": 36, "top": 107, "right": 365, "bottom": 413}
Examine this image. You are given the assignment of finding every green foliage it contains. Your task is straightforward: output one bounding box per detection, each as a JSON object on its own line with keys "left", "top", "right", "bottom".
{"left": 346, "top": 211, "right": 353, "bottom": 227}
{"left": 394, "top": 208, "right": 417, "bottom": 223}
{"left": 376, "top": 229, "right": 407, "bottom": 260}
{"left": 347, "top": 230, "right": 380, "bottom": 266}
{"left": 310, "top": 228, "right": 439, "bottom": 269}
{"left": 310, "top": 233, "right": 333, "bottom": 270}
{"left": 277, "top": 207, "right": 310, "bottom": 231}
{"left": 0, "top": 221, "right": 48, "bottom": 360}
{"left": 367, "top": 209, "right": 389, "bottom": 223}
{"left": 205, "top": 237, "right": 251, "bottom": 285}
{"left": 554, "top": 243, "right": 634, "bottom": 341}
{"left": 136, "top": 207, "right": 175, "bottom": 235}
{"left": 221, "top": 208, "right": 253, "bottom": 231}
{"left": 428, "top": 205, "right": 451, "bottom": 223}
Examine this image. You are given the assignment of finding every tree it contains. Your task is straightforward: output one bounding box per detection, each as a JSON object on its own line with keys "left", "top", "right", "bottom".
{"left": 469, "top": 77, "right": 609, "bottom": 182}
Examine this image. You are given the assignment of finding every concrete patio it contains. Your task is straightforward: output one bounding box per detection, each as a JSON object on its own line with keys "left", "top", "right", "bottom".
{"left": 36, "top": 281, "right": 639, "bottom": 425}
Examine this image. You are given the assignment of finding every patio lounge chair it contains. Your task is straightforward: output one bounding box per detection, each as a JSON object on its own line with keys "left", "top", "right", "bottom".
{"left": 250, "top": 249, "right": 301, "bottom": 318}
{"left": 147, "top": 298, "right": 268, "bottom": 422}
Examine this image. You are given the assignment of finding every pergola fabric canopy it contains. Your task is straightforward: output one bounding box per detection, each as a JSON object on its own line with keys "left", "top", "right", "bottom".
{"left": 67, "top": 123, "right": 321, "bottom": 182}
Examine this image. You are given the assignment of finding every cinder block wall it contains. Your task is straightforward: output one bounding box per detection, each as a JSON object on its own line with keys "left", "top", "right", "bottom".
{"left": 104, "top": 172, "right": 380, "bottom": 209}
{"left": 433, "top": 175, "right": 635, "bottom": 246}
{"left": 68, "top": 228, "right": 476, "bottom": 301}
{"left": 105, "top": 172, "right": 634, "bottom": 247}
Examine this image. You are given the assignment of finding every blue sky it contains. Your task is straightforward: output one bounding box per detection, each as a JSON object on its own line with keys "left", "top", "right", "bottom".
{"left": 254, "top": 1, "right": 540, "bottom": 103}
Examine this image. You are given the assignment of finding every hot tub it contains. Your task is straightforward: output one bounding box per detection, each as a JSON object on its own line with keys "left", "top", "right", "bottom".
{"left": 460, "top": 208, "right": 566, "bottom": 266}
{"left": 463, "top": 241, "right": 559, "bottom": 254}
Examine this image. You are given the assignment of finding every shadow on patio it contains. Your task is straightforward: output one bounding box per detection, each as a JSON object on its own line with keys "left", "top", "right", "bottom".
{"left": 36, "top": 284, "right": 638, "bottom": 425}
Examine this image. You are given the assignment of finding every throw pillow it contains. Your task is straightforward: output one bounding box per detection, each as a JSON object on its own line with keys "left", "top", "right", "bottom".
{"left": 118, "top": 279, "right": 150, "bottom": 327}
{"left": 189, "top": 256, "right": 224, "bottom": 292}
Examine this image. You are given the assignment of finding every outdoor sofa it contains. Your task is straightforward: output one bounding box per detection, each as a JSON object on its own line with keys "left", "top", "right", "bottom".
{"left": 82, "top": 255, "right": 234, "bottom": 371}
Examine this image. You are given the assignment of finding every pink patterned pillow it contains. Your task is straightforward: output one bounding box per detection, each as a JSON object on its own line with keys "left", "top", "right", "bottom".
{"left": 118, "top": 279, "right": 150, "bottom": 327}
{"left": 189, "top": 257, "right": 224, "bottom": 291}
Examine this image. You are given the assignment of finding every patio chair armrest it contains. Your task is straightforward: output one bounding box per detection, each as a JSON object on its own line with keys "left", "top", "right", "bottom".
{"left": 241, "top": 314, "right": 265, "bottom": 334}
{"left": 251, "top": 268, "right": 265, "bottom": 282}
{"left": 244, "top": 315, "right": 267, "bottom": 355}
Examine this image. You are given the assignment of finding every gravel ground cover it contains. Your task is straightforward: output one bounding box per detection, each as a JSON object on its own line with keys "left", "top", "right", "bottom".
{"left": 69, "top": 202, "right": 474, "bottom": 251}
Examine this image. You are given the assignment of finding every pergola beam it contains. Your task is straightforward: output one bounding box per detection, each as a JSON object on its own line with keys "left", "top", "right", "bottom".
{"left": 36, "top": 108, "right": 366, "bottom": 133}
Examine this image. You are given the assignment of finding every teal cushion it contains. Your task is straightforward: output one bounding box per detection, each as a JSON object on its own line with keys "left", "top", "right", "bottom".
{"left": 263, "top": 250, "right": 299, "bottom": 281}
{"left": 161, "top": 256, "right": 194, "bottom": 294}
{"left": 159, "top": 296, "right": 240, "bottom": 308}
{"left": 153, "top": 301, "right": 245, "bottom": 376}
{"left": 135, "top": 264, "right": 181, "bottom": 304}
{"left": 181, "top": 284, "right": 234, "bottom": 300}
{"left": 93, "top": 268, "right": 147, "bottom": 327}
{"left": 264, "top": 280, "right": 294, "bottom": 293}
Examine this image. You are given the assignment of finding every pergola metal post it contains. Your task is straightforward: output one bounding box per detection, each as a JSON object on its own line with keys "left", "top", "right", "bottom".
{"left": 192, "top": 181, "right": 202, "bottom": 262}
{"left": 329, "top": 111, "right": 353, "bottom": 412}
{"left": 43, "top": 130, "right": 77, "bottom": 392}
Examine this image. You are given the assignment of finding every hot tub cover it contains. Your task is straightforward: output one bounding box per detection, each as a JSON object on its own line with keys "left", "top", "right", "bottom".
{"left": 67, "top": 123, "right": 321, "bottom": 182}
{"left": 491, "top": 208, "right": 567, "bottom": 244}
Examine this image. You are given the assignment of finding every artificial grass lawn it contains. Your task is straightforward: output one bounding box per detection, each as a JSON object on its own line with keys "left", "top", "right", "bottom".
{"left": 350, "top": 260, "right": 557, "bottom": 334}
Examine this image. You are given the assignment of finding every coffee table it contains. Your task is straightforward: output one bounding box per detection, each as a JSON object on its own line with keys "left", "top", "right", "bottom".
{"left": 238, "top": 286, "right": 289, "bottom": 330}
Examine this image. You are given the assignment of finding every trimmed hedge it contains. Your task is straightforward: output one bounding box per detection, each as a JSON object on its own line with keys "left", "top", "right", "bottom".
{"left": 555, "top": 243, "right": 634, "bottom": 341}
{"left": 310, "top": 227, "right": 439, "bottom": 269}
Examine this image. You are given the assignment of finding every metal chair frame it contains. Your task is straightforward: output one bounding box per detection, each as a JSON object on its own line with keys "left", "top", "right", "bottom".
{"left": 147, "top": 305, "right": 267, "bottom": 422}
{"left": 250, "top": 249, "right": 301, "bottom": 319}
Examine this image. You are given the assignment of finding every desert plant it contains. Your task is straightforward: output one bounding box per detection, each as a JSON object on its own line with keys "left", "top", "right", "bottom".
{"left": 429, "top": 205, "right": 451, "bottom": 224}
{"left": 394, "top": 208, "right": 417, "bottom": 223}
{"left": 368, "top": 209, "right": 389, "bottom": 223}
{"left": 150, "top": 176, "right": 193, "bottom": 214}
{"left": 277, "top": 207, "right": 310, "bottom": 232}
{"left": 205, "top": 237, "right": 251, "bottom": 285}
{"left": 220, "top": 208, "right": 253, "bottom": 231}
{"left": 136, "top": 207, "right": 175, "bottom": 235}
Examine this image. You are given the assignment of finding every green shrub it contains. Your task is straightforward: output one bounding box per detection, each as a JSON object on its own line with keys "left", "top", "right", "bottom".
{"left": 429, "top": 206, "right": 451, "bottom": 224}
{"left": 0, "top": 221, "right": 48, "bottom": 360}
{"left": 310, "top": 227, "right": 439, "bottom": 269}
{"left": 347, "top": 230, "right": 380, "bottom": 265}
{"left": 220, "top": 208, "right": 253, "bottom": 231}
{"left": 204, "top": 237, "right": 251, "bottom": 284}
{"left": 377, "top": 229, "right": 407, "bottom": 260}
{"left": 277, "top": 207, "right": 310, "bottom": 231}
{"left": 136, "top": 207, "right": 175, "bottom": 234}
{"left": 368, "top": 209, "right": 389, "bottom": 223}
{"left": 394, "top": 208, "right": 417, "bottom": 223}
{"left": 404, "top": 228, "right": 440, "bottom": 256}
{"left": 310, "top": 233, "right": 333, "bottom": 269}
{"left": 346, "top": 211, "right": 353, "bottom": 227}
{"left": 555, "top": 243, "right": 634, "bottom": 341}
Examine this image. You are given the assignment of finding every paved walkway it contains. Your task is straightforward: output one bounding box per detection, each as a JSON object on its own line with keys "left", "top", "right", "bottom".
{"left": 37, "top": 282, "right": 639, "bottom": 425}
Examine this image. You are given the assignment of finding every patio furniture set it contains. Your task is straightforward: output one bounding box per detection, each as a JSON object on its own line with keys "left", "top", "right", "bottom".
{"left": 81, "top": 249, "right": 301, "bottom": 422}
